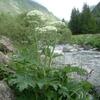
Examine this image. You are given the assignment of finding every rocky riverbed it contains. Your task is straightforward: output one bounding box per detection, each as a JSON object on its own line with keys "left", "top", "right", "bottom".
{"left": 54, "top": 44, "right": 100, "bottom": 86}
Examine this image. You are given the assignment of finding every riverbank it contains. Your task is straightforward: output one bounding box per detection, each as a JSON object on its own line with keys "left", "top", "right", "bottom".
{"left": 54, "top": 44, "right": 100, "bottom": 86}
{"left": 70, "top": 34, "right": 100, "bottom": 50}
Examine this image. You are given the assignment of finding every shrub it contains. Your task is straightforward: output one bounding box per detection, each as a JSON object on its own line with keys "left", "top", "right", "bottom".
{"left": 0, "top": 11, "right": 93, "bottom": 100}
{"left": 3, "top": 45, "right": 92, "bottom": 100}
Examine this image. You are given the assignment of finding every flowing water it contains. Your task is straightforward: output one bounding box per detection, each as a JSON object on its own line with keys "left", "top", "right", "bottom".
{"left": 54, "top": 45, "right": 100, "bottom": 86}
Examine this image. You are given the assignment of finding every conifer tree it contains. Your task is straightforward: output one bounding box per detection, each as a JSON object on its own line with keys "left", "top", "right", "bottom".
{"left": 81, "top": 4, "right": 96, "bottom": 34}
{"left": 69, "top": 8, "right": 81, "bottom": 34}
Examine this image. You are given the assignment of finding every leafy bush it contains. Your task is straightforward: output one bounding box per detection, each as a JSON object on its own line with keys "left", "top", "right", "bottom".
{"left": 0, "top": 12, "right": 72, "bottom": 45}
{"left": 0, "top": 12, "right": 43, "bottom": 44}
{"left": 2, "top": 45, "right": 92, "bottom": 100}
{"left": 0, "top": 11, "right": 93, "bottom": 100}
{"left": 0, "top": 13, "right": 28, "bottom": 43}
{"left": 49, "top": 21, "right": 72, "bottom": 44}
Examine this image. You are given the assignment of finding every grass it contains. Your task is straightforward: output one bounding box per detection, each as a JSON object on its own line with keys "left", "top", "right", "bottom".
{"left": 70, "top": 34, "right": 100, "bottom": 50}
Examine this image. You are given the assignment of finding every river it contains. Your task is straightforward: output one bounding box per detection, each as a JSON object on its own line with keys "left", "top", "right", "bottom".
{"left": 54, "top": 45, "right": 100, "bottom": 86}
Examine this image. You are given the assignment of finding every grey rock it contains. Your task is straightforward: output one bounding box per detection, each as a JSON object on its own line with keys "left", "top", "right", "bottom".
{"left": 0, "top": 52, "right": 9, "bottom": 63}
{"left": 0, "top": 36, "right": 15, "bottom": 54}
{"left": 0, "top": 81, "right": 14, "bottom": 100}
{"left": 94, "top": 86, "right": 100, "bottom": 96}
{"left": 63, "top": 44, "right": 78, "bottom": 52}
{"left": 82, "top": 44, "right": 93, "bottom": 50}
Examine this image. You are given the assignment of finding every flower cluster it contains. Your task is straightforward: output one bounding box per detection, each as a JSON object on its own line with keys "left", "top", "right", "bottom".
{"left": 49, "top": 21, "right": 65, "bottom": 26}
{"left": 27, "top": 10, "right": 43, "bottom": 16}
{"left": 36, "top": 26, "right": 57, "bottom": 33}
{"left": 27, "top": 10, "right": 47, "bottom": 21}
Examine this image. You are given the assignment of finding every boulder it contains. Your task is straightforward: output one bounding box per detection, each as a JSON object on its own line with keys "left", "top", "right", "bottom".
{"left": 0, "top": 36, "right": 15, "bottom": 54}
{"left": 54, "top": 50, "right": 64, "bottom": 56}
{"left": 93, "top": 86, "right": 100, "bottom": 97}
{"left": 0, "top": 81, "right": 14, "bottom": 100}
{"left": 82, "top": 44, "right": 93, "bottom": 50}
{"left": 0, "top": 52, "right": 9, "bottom": 64}
{"left": 63, "top": 46, "right": 72, "bottom": 52}
{"left": 63, "top": 44, "right": 78, "bottom": 52}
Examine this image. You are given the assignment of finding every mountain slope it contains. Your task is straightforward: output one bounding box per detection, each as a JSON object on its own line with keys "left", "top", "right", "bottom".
{"left": 92, "top": 2, "right": 100, "bottom": 32}
{"left": 90, "top": 5, "right": 95, "bottom": 11}
{"left": 0, "top": 0, "right": 50, "bottom": 14}
{"left": 92, "top": 2, "right": 100, "bottom": 17}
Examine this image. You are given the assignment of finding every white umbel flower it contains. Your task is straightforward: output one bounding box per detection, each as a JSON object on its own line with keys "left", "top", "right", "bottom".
{"left": 27, "top": 10, "right": 47, "bottom": 21}
{"left": 27, "top": 10, "right": 43, "bottom": 16}
{"left": 49, "top": 21, "right": 65, "bottom": 26}
{"left": 36, "top": 26, "right": 57, "bottom": 33}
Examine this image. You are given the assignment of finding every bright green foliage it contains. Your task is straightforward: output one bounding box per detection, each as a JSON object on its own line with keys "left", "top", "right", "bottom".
{"left": 70, "top": 34, "right": 100, "bottom": 49}
{"left": 0, "top": 11, "right": 71, "bottom": 45}
{"left": 0, "top": 64, "right": 11, "bottom": 80}
{"left": 7, "top": 48, "right": 92, "bottom": 100}
{"left": 1, "top": 40, "right": 91, "bottom": 100}
{"left": 0, "top": 12, "right": 44, "bottom": 44}
{"left": 57, "top": 22, "right": 72, "bottom": 44}
{"left": 0, "top": 8, "right": 93, "bottom": 100}
{"left": 0, "top": 13, "right": 29, "bottom": 43}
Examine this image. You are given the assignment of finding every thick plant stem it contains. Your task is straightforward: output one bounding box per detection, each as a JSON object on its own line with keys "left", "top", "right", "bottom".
{"left": 48, "top": 45, "right": 55, "bottom": 68}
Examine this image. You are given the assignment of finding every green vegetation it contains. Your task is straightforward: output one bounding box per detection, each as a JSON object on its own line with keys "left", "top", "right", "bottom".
{"left": 69, "top": 2, "right": 100, "bottom": 50}
{"left": 0, "top": 9, "right": 93, "bottom": 100}
{"left": 69, "top": 4, "right": 97, "bottom": 34}
{"left": 0, "top": 35, "right": 92, "bottom": 100}
{"left": 0, "top": 11, "right": 71, "bottom": 45}
{"left": 1, "top": 0, "right": 100, "bottom": 99}
{"left": 0, "top": 0, "right": 49, "bottom": 14}
{"left": 7, "top": 50, "right": 92, "bottom": 100}
{"left": 0, "top": 0, "right": 57, "bottom": 24}
{"left": 70, "top": 34, "right": 100, "bottom": 49}
{"left": 92, "top": 2, "right": 100, "bottom": 33}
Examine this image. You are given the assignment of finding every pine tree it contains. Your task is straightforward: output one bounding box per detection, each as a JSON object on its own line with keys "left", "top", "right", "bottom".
{"left": 69, "top": 4, "right": 97, "bottom": 34}
{"left": 69, "top": 8, "right": 81, "bottom": 34}
{"left": 81, "top": 4, "right": 96, "bottom": 34}
{"left": 92, "top": 2, "right": 100, "bottom": 33}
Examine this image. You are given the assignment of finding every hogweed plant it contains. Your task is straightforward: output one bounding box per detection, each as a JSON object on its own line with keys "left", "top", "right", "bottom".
{"left": 1, "top": 11, "right": 93, "bottom": 100}
{"left": 7, "top": 34, "right": 93, "bottom": 100}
